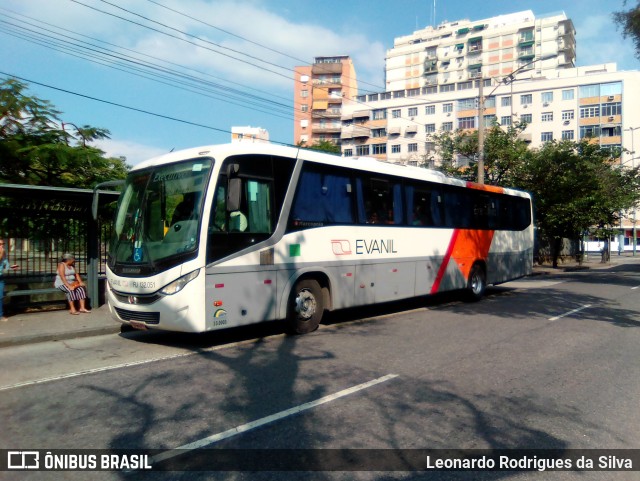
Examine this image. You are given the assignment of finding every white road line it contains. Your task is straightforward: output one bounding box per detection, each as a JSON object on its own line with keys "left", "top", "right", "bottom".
{"left": 548, "top": 304, "right": 592, "bottom": 321}
{"left": 632, "top": 285, "right": 640, "bottom": 290}
{"left": 152, "top": 374, "right": 399, "bottom": 464}
{"left": 0, "top": 337, "right": 273, "bottom": 392}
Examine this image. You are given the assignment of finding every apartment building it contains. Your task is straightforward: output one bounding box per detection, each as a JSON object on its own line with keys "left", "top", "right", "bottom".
{"left": 385, "top": 10, "right": 575, "bottom": 92}
{"left": 341, "top": 64, "right": 639, "bottom": 168}
{"left": 293, "top": 56, "right": 358, "bottom": 147}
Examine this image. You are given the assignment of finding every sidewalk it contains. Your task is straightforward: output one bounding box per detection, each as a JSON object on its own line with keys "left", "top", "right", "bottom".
{"left": 0, "top": 305, "right": 120, "bottom": 348}
{"left": 1, "top": 253, "right": 639, "bottom": 349}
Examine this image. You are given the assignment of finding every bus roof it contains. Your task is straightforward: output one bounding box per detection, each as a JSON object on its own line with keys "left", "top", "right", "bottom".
{"left": 133, "top": 143, "right": 530, "bottom": 199}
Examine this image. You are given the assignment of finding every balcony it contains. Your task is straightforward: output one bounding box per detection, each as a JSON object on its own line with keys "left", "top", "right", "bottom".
{"left": 312, "top": 124, "right": 342, "bottom": 134}
{"left": 341, "top": 125, "right": 370, "bottom": 139}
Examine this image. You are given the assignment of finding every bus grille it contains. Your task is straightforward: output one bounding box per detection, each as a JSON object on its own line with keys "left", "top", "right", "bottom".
{"left": 114, "top": 308, "right": 160, "bottom": 325}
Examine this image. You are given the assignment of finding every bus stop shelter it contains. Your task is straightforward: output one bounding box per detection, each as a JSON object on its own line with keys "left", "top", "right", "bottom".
{"left": 0, "top": 183, "right": 121, "bottom": 311}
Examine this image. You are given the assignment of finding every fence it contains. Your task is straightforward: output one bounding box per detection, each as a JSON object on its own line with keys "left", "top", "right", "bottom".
{"left": 0, "top": 184, "right": 120, "bottom": 311}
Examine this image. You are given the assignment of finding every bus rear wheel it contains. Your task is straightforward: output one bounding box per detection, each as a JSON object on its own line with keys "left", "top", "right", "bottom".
{"left": 466, "top": 264, "right": 486, "bottom": 302}
{"left": 287, "top": 279, "right": 324, "bottom": 334}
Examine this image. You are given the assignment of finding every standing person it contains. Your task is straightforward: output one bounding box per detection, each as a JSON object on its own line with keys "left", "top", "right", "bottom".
{"left": 55, "top": 253, "right": 90, "bottom": 315}
{"left": 0, "top": 238, "right": 19, "bottom": 322}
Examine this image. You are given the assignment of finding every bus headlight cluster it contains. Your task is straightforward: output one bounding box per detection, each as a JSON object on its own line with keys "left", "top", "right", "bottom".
{"left": 160, "top": 269, "right": 200, "bottom": 296}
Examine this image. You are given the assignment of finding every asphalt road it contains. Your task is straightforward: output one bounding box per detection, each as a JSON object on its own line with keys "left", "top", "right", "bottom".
{"left": 1, "top": 264, "right": 640, "bottom": 481}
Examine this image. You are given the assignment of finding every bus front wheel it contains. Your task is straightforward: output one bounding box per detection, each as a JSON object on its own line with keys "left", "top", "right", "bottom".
{"left": 288, "top": 279, "right": 324, "bottom": 334}
{"left": 466, "top": 264, "right": 486, "bottom": 302}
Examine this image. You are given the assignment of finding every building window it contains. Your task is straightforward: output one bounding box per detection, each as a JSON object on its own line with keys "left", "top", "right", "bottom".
{"left": 425, "top": 105, "right": 436, "bottom": 115}
{"left": 520, "top": 94, "right": 532, "bottom": 105}
{"left": 372, "top": 144, "right": 387, "bottom": 155}
{"left": 408, "top": 143, "right": 418, "bottom": 153}
{"left": 392, "top": 109, "right": 401, "bottom": 118}
{"left": 601, "top": 102, "right": 622, "bottom": 116}
{"left": 579, "top": 85, "right": 599, "bottom": 98}
{"left": 580, "top": 125, "right": 601, "bottom": 138}
{"left": 580, "top": 106, "right": 600, "bottom": 118}
{"left": 425, "top": 124, "right": 436, "bottom": 133}
{"left": 458, "top": 117, "right": 476, "bottom": 129}
{"left": 440, "top": 84, "right": 455, "bottom": 93}
{"left": 372, "top": 109, "right": 386, "bottom": 120}
{"left": 541, "top": 132, "right": 553, "bottom": 142}
{"left": 501, "top": 116, "right": 512, "bottom": 126}
{"left": 407, "top": 88, "right": 420, "bottom": 97}
{"left": 391, "top": 144, "right": 401, "bottom": 154}
{"left": 393, "top": 90, "right": 405, "bottom": 98}
{"left": 301, "top": 90, "right": 309, "bottom": 98}
{"left": 562, "top": 130, "right": 574, "bottom": 140}
{"left": 562, "top": 110, "right": 574, "bottom": 120}
{"left": 520, "top": 114, "right": 532, "bottom": 123}
{"left": 541, "top": 112, "right": 553, "bottom": 122}
{"left": 381, "top": 92, "right": 391, "bottom": 100}
{"left": 301, "top": 104, "right": 309, "bottom": 112}
{"left": 442, "top": 122, "right": 453, "bottom": 131}
{"left": 425, "top": 141, "right": 435, "bottom": 153}
{"left": 541, "top": 91, "right": 553, "bottom": 104}
{"left": 562, "top": 89, "right": 574, "bottom": 101}
{"left": 501, "top": 96, "right": 511, "bottom": 107}
{"left": 371, "top": 128, "right": 387, "bottom": 138}
{"left": 356, "top": 145, "right": 369, "bottom": 156}
{"left": 458, "top": 81, "right": 473, "bottom": 91}
{"left": 458, "top": 98, "right": 476, "bottom": 110}
{"left": 423, "top": 86, "right": 438, "bottom": 95}
{"left": 343, "top": 149, "right": 353, "bottom": 157}
{"left": 408, "top": 107, "right": 418, "bottom": 117}
{"left": 443, "top": 103, "right": 453, "bottom": 113}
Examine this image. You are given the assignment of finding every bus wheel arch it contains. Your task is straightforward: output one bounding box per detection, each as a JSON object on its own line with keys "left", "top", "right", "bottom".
{"left": 286, "top": 273, "right": 331, "bottom": 334}
{"left": 466, "top": 261, "right": 487, "bottom": 302}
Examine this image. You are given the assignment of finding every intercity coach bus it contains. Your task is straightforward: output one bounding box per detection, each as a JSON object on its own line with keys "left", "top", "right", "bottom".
{"left": 106, "top": 143, "right": 533, "bottom": 334}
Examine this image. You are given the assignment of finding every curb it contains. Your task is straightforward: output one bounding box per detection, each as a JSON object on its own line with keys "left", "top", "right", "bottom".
{"left": 0, "top": 325, "right": 120, "bottom": 349}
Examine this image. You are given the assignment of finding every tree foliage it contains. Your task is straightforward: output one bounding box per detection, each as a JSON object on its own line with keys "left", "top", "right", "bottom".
{"left": 297, "top": 139, "right": 341, "bottom": 155}
{"left": 0, "top": 78, "right": 129, "bottom": 188}
{"left": 614, "top": 1, "right": 640, "bottom": 61}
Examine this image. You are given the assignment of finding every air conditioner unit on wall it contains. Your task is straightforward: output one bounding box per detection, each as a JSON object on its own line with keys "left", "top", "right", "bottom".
{"left": 608, "top": 116, "right": 615, "bottom": 121}
{"left": 608, "top": 95, "right": 615, "bottom": 101}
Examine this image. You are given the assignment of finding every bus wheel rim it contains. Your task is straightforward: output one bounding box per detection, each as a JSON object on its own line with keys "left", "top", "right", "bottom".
{"left": 295, "top": 289, "right": 316, "bottom": 320}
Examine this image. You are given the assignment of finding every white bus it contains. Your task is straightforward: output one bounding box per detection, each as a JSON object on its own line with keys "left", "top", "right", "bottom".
{"left": 106, "top": 143, "right": 533, "bottom": 334}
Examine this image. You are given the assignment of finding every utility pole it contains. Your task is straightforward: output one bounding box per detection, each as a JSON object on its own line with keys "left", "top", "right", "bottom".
{"left": 477, "top": 79, "right": 485, "bottom": 184}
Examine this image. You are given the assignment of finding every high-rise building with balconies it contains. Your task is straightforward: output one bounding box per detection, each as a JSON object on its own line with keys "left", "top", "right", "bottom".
{"left": 294, "top": 56, "right": 358, "bottom": 147}
{"left": 384, "top": 10, "right": 575, "bottom": 92}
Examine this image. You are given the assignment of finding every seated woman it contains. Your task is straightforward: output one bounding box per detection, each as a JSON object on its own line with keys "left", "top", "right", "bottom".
{"left": 55, "top": 253, "right": 90, "bottom": 315}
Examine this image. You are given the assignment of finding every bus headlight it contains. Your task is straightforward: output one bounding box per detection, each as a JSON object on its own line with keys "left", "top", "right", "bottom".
{"left": 160, "top": 269, "right": 200, "bottom": 296}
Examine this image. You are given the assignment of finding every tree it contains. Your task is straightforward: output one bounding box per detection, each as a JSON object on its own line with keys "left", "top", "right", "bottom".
{"left": 0, "top": 78, "right": 129, "bottom": 188}
{"left": 518, "top": 140, "right": 640, "bottom": 267}
{"left": 297, "top": 139, "right": 341, "bottom": 155}
{"left": 613, "top": 1, "right": 640, "bottom": 61}
{"left": 429, "top": 121, "right": 531, "bottom": 186}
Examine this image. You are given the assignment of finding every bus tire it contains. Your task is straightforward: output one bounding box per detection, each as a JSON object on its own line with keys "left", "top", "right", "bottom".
{"left": 287, "top": 279, "right": 324, "bottom": 334}
{"left": 466, "top": 263, "right": 486, "bottom": 302}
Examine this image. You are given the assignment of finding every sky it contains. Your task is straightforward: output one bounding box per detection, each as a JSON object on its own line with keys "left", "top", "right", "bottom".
{"left": 1, "top": 0, "right": 637, "bottom": 166}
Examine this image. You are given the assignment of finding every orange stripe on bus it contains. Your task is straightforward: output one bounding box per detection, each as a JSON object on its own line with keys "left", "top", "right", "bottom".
{"left": 431, "top": 229, "right": 495, "bottom": 293}
{"left": 465, "top": 181, "right": 504, "bottom": 194}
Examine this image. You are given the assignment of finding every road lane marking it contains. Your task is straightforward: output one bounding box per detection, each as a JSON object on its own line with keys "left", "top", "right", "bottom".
{"left": 152, "top": 374, "right": 399, "bottom": 464}
{"left": 0, "top": 336, "right": 279, "bottom": 392}
{"left": 548, "top": 304, "right": 592, "bottom": 321}
{"left": 632, "top": 285, "right": 640, "bottom": 290}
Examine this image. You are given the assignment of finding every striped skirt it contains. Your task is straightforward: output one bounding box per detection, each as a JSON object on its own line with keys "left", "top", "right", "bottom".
{"left": 57, "top": 285, "right": 87, "bottom": 302}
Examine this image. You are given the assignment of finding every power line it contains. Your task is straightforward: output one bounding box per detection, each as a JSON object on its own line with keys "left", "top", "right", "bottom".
{"left": 0, "top": 71, "right": 294, "bottom": 147}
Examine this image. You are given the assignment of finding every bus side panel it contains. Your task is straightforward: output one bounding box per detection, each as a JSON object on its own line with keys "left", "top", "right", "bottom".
{"left": 374, "top": 261, "right": 416, "bottom": 303}
{"left": 204, "top": 269, "right": 278, "bottom": 330}
{"left": 414, "top": 256, "right": 442, "bottom": 296}
{"left": 486, "top": 230, "right": 534, "bottom": 284}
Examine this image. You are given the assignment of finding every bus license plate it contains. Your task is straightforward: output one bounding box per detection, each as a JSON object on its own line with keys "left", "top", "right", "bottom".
{"left": 129, "top": 321, "right": 147, "bottom": 330}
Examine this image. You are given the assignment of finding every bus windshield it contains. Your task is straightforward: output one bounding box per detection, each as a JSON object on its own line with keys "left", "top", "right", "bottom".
{"left": 109, "top": 157, "right": 212, "bottom": 274}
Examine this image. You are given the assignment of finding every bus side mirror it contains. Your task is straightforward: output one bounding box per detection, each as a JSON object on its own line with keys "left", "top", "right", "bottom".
{"left": 227, "top": 178, "right": 242, "bottom": 212}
